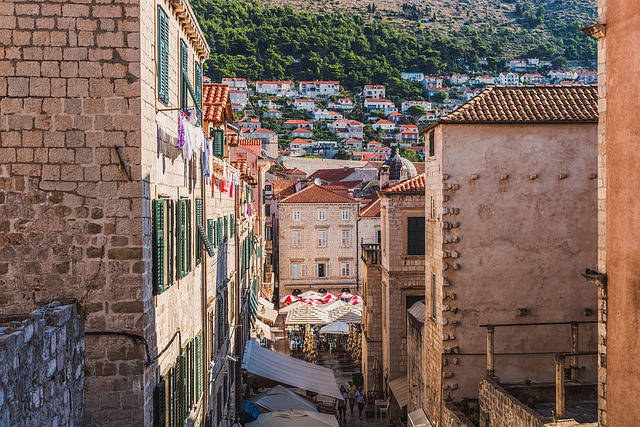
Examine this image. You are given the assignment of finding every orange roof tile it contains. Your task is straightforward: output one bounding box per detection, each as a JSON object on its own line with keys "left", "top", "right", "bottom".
{"left": 382, "top": 173, "right": 426, "bottom": 194}
{"left": 203, "top": 83, "right": 232, "bottom": 124}
{"left": 360, "top": 197, "right": 381, "bottom": 217}
{"left": 280, "top": 184, "right": 357, "bottom": 204}
{"left": 270, "top": 179, "right": 299, "bottom": 197}
{"left": 434, "top": 85, "right": 598, "bottom": 126}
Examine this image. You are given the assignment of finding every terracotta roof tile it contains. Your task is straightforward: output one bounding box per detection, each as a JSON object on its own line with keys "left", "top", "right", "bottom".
{"left": 436, "top": 85, "right": 598, "bottom": 125}
{"left": 308, "top": 168, "right": 356, "bottom": 183}
{"left": 360, "top": 197, "right": 381, "bottom": 217}
{"left": 202, "top": 83, "right": 232, "bottom": 124}
{"left": 280, "top": 184, "right": 357, "bottom": 204}
{"left": 270, "top": 179, "right": 299, "bottom": 197}
{"left": 382, "top": 173, "right": 426, "bottom": 194}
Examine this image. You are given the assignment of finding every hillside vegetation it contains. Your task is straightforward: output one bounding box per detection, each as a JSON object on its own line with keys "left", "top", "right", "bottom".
{"left": 190, "top": 0, "right": 596, "bottom": 91}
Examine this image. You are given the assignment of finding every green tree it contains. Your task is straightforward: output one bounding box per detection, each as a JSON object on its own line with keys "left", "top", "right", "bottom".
{"left": 333, "top": 148, "right": 353, "bottom": 160}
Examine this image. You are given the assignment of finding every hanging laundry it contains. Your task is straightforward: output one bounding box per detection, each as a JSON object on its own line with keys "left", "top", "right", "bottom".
{"left": 177, "top": 113, "right": 186, "bottom": 148}
{"left": 202, "top": 133, "right": 211, "bottom": 183}
{"left": 183, "top": 120, "right": 195, "bottom": 160}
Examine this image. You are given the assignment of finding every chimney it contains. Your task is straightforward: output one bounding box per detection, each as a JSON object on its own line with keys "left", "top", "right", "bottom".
{"left": 380, "top": 165, "right": 390, "bottom": 189}
{"left": 343, "top": 166, "right": 349, "bottom": 172}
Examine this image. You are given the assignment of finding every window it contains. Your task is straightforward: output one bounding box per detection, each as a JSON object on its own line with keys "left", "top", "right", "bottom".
{"left": 431, "top": 274, "right": 436, "bottom": 320}
{"left": 317, "top": 230, "right": 327, "bottom": 247}
{"left": 176, "top": 198, "right": 192, "bottom": 278}
{"left": 341, "top": 230, "right": 351, "bottom": 247}
{"left": 195, "top": 199, "right": 202, "bottom": 265}
{"left": 407, "top": 217, "right": 425, "bottom": 255}
{"left": 341, "top": 210, "right": 349, "bottom": 220}
{"left": 290, "top": 263, "right": 306, "bottom": 278}
{"left": 318, "top": 210, "right": 326, "bottom": 220}
{"left": 156, "top": 6, "right": 170, "bottom": 105}
{"left": 223, "top": 216, "right": 228, "bottom": 242}
{"left": 194, "top": 62, "right": 202, "bottom": 106}
{"left": 230, "top": 214, "right": 235, "bottom": 237}
{"left": 179, "top": 39, "right": 198, "bottom": 112}
{"left": 292, "top": 230, "right": 301, "bottom": 247}
{"left": 265, "top": 204, "right": 271, "bottom": 217}
{"left": 265, "top": 184, "right": 272, "bottom": 192}
{"left": 375, "top": 229, "right": 381, "bottom": 244}
{"left": 428, "top": 131, "right": 435, "bottom": 157}
{"left": 341, "top": 262, "right": 351, "bottom": 277}
{"left": 315, "top": 263, "right": 330, "bottom": 278}
{"left": 293, "top": 210, "right": 300, "bottom": 221}
{"left": 430, "top": 197, "right": 436, "bottom": 220}
{"left": 152, "top": 198, "right": 174, "bottom": 294}
{"left": 265, "top": 226, "right": 273, "bottom": 241}
{"left": 211, "top": 128, "right": 224, "bottom": 158}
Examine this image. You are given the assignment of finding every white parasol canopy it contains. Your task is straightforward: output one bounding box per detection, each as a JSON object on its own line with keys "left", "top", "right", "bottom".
{"left": 248, "top": 385, "right": 318, "bottom": 413}
{"left": 246, "top": 410, "right": 339, "bottom": 427}
{"left": 319, "top": 321, "right": 350, "bottom": 335}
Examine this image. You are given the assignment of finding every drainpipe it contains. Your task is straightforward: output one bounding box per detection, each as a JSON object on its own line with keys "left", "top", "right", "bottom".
{"left": 486, "top": 324, "right": 495, "bottom": 377}
{"left": 571, "top": 322, "right": 579, "bottom": 382}
{"left": 555, "top": 353, "right": 566, "bottom": 419}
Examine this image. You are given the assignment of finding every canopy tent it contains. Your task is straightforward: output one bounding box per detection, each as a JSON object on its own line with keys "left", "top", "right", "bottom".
{"left": 319, "top": 321, "right": 350, "bottom": 335}
{"left": 248, "top": 385, "right": 318, "bottom": 413}
{"left": 321, "top": 300, "right": 347, "bottom": 312}
{"left": 246, "top": 410, "right": 339, "bottom": 427}
{"left": 285, "top": 305, "right": 330, "bottom": 325}
{"left": 254, "top": 319, "right": 273, "bottom": 341}
{"left": 243, "top": 340, "right": 343, "bottom": 401}
{"left": 408, "top": 408, "right": 435, "bottom": 427}
{"left": 327, "top": 305, "right": 362, "bottom": 324}
{"left": 258, "top": 297, "right": 275, "bottom": 310}
{"left": 279, "top": 300, "right": 303, "bottom": 313}
{"left": 389, "top": 376, "right": 409, "bottom": 408}
{"left": 257, "top": 304, "right": 278, "bottom": 324}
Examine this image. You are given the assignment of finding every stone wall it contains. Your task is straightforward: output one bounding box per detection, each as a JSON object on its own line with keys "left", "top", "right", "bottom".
{"left": 442, "top": 401, "right": 476, "bottom": 427}
{"left": 361, "top": 253, "right": 382, "bottom": 393}
{"left": 1, "top": 302, "right": 84, "bottom": 427}
{"left": 478, "top": 378, "right": 547, "bottom": 427}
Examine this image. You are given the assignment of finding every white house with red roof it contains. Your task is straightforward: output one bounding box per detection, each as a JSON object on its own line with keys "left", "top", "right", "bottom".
{"left": 313, "top": 109, "right": 344, "bottom": 122}
{"left": 341, "top": 137, "right": 364, "bottom": 151}
{"left": 329, "top": 119, "right": 364, "bottom": 139}
{"left": 294, "top": 98, "right": 315, "bottom": 112}
{"left": 221, "top": 77, "right": 248, "bottom": 91}
{"left": 463, "top": 89, "right": 482, "bottom": 101}
{"left": 299, "top": 81, "right": 341, "bottom": 98}
{"left": 521, "top": 73, "right": 546, "bottom": 85}
{"left": 291, "top": 127, "right": 314, "bottom": 139}
{"left": 401, "top": 100, "right": 432, "bottom": 114}
{"left": 548, "top": 70, "right": 578, "bottom": 81}
{"left": 264, "top": 109, "right": 282, "bottom": 119}
{"left": 422, "top": 75, "right": 443, "bottom": 88}
{"left": 388, "top": 111, "right": 404, "bottom": 123}
{"left": 366, "top": 140, "right": 383, "bottom": 151}
{"left": 235, "top": 116, "right": 261, "bottom": 130}
{"left": 288, "top": 138, "right": 314, "bottom": 152}
{"left": 395, "top": 127, "right": 419, "bottom": 145}
{"left": 473, "top": 75, "right": 497, "bottom": 85}
{"left": 450, "top": 73, "right": 469, "bottom": 85}
{"left": 496, "top": 72, "right": 520, "bottom": 86}
{"left": 401, "top": 72, "right": 425, "bottom": 82}
{"left": 372, "top": 119, "right": 396, "bottom": 132}
{"left": 249, "top": 127, "right": 278, "bottom": 146}
{"left": 363, "top": 85, "right": 386, "bottom": 98}
{"left": 283, "top": 119, "right": 313, "bottom": 129}
{"left": 330, "top": 98, "right": 354, "bottom": 111}
{"left": 364, "top": 98, "right": 397, "bottom": 114}
{"left": 229, "top": 89, "right": 248, "bottom": 109}
{"left": 576, "top": 70, "right": 598, "bottom": 84}
{"left": 256, "top": 80, "right": 297, "bottom": 97}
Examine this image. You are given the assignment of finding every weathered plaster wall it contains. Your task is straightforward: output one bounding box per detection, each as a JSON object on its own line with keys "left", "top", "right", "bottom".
{"left": 600, "top": 2, "right": 640, "bottom": 426}
{"left": 424, "top": 122, "right": 598, "bottom": 412}
{"left": 1, "top": 303, "right": 84, "bottom": 427}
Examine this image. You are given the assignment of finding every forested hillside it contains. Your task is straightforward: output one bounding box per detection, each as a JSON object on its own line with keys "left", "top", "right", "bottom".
{"left": 190, "top": 0, "right": 596, "bottom": 91}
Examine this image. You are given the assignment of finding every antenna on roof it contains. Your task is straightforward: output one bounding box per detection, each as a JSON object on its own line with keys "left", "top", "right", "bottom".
{"left": 313, "top": 178, "right": 322, "bottom": 186}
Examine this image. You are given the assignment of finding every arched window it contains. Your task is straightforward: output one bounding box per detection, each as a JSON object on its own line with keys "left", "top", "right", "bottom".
{"left": 317, "top": 288, "right": 327, "bottom": 294}
{"left": 292, "top": 289, "right": 302, "bottom": 296}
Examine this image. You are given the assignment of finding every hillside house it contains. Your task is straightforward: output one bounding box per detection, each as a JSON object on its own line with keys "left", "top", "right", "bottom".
{"left": 330, "top": 119, "right": 365, "bottom": 139}
{"left": 401, "top": 72, "right": 425, "bottom": 82}
{"left": 291, "top": 128, "right": 314, "bottom": 139}
{"left": 363, "top": 85, "right": 386, "bottom": 98}
{"left": 299, "top": 81, "right": 341, "bottom": 98}
{"left": 521, "top": 73, "right": 546, "bottom": 84}
{"left": 496, "top": 72, "right": 520, "bottom": 85}
{"left": 229, "top": 89, "right": 248, "bottom": 109}
{"left": 577, "top": 70, "right": 598, "bottom": 84}
{"left": 402, "top": 100, "right": 432, "bottom": 114}
{"left": 473, "top": 75, "right": 497, "bottom": 85}
{"left": 236, "top": 116, "right": 261, "bottom": 131}
{"left": 373, "top": 119, "right": 396, "bottom": 132}
{"left": 294, "top": 98, "right": 315, "bottom": 112}
{"left": 221, "top": 77, "right": 248, "bottom": 91}
{"left": 548, "top": 70, "right": 578, "bottom": 81}
{"left": 263, "top": 109, "right": 282, "bottom": 119}
{"left": 283, "top": 119, "right": 313, "bottom": 129}
{"left": 256, "top": 80, "right": 297, "bottom": 97}
{"left": 364, "top": 98, "right": 398, "bottom": 114}
{"left": 330, "top": 98, "right": 355, "bottom": 111}
{"left": 388, "top": 111, "right": 404, "bottom": 123}
{"left": 423, "top": 75, "right": 444, "bottom": 88}
{"left": 450, "top": 74, "right": 469, "bottom": 85}
{"left": 313, "top": 109, "right": 344, "bottom": 122}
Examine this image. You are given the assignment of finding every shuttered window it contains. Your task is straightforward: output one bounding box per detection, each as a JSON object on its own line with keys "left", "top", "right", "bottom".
{"left": 230, "top": 214, "right": 235, "bottom": 237}
{"left": 179, "top": 39, "right": 199, "bottom": 115}
{"left": 195, "top": 62, "right": 202, "bottom": 106}
{"left": 157, "top": 7, "right": 170, "bottom": 105}
{"left": 153, "top": 198, "right": 174, "bottom": 294}
{"left": 195, "top": 199, "right": 202, "bottom": 265}
{"left": 195, "top": 333, "right": 203, "bottom": 400}
{"left": 154, "top": 377, "right": 166, "bottom": 427}
{"left": 407, "top": 217, "right": 426, "bottom": 255}
{"left": 176, "top": 199, "right": 192, "bottom": 278}
{"left": 428, "top": 131, "right": 435, "bottom": 157}
{"left": 212, "top": 129, "right": 224, "bottom": 158}
{"left": 207, "top": 218, "right": 215, "bottom": 249}
{"left": 216, "top": 218, "right": 223, "bottom": 247}
{"left": 223, "top": 216, "right": 228, "bottom": 242}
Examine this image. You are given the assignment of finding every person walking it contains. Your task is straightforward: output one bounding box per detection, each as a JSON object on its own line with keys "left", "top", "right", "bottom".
{"left": 356, "top": 386, "right": 366, "bottom": 420}
{"left": 346, "top": 381, "right": 357, "bottom": 414}
{"left": 337, "top": 385, "right": 347, "bottom": 422}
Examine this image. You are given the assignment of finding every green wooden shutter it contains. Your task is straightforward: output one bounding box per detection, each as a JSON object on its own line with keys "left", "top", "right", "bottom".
{"left": 407, "top": 217, "right": 426, "bottom": 255}
{"left": 169, "top": 366, "right": 177, "bottom": 427}
{"left": 230, "top": 214, "right": 235, "bottom": 237}
{"left": 208, "top": 218, "right": 216, "bottom": 249}
{"left": 195, "top": 62, "right": 202, "bottom": 106}
{"left": 223, "top": 216, "right": 228, "bottom": 242}
{"left": 176, "top": 199, "right": 186, "bottom": 279}
{"left": 186, "top": 200, "right": 192, "bottom": 273}
{"left": 216, "top": 218, "right": 223, "bottom": 247}
{"left": 180, "top": 40, "right": 188, "bottom": 110}
{"left": 157, "top": 7, "right": 170, "bottom": 105}
{"left": 196, "top": 333, "right": 203, "bottom": 400}
{"left": 154, "top": 378, "right": 167, "bottom": 427}
{"left": 211, "top": 129, "right": 224, "bottom": 158}
{"left": 195, "top": 199, "right": 202, "bottom": 265}
{"left": 180, "top": 351, "right": 187, "bottom": 423}
{"left": 167, "top": 200, "right": 174, "bottom": 287}
{"left": 188, "top": 341, "right": 194, "bottom": 409}
{"left": 153, "top": 200, "right": 165, "bottom": 294}
{"left": 217, "top": 297, "right": 224, "bottom": 351}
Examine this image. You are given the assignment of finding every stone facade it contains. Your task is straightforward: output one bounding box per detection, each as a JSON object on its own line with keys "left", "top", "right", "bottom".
{"left": 278, "top": 192, "right": 360, "bottom": 293}
{"left": 422, "top": 120, "right": 598, "bottom": 422}
{"left": 479, "top": 378, "right": 547, "bottom": 427}
{"left": 0, "top": 0, "right": 266, "bottom": 425}
{"left": 1, "top": 302, "right": 84, "bottom": 427}
{"left": 378, "top": 185, "right": 425, "bottom": 405}
{"left": 407, "top": 301, "right": 425, "bottom": 412}
{"left": 361, "top": 243, "right": 382, "bottom": 393}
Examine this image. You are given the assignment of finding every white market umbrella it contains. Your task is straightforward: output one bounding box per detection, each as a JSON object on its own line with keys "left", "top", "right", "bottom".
{"left": 246, "top": 410, "right": 339, "bottom": 427}
{"left": 319, "top": 321, "right": 350, "bottom": 335}
{"left": 248, "top": 385, "right": 318, "bottom": 413}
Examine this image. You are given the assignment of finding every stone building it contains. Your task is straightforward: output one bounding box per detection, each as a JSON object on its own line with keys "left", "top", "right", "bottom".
{"left": 591, "top": 2, "right": 640, "bottom": 425}
{"left": 420, "top": 86, "right": 599, "bottom": 424}
{"left": 0, "top": 1, "right": 263, "bottom": 425}
{"left": 277, "top": 185, "right": 360, "bottom": 294}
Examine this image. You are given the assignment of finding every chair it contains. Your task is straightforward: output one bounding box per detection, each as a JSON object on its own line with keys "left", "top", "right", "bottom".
{"left": 376, "top": 399, "right": 389, "bottom": 420}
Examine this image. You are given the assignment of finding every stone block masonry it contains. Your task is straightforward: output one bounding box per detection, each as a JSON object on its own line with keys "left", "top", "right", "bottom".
{"left": 0, "top": 302, "right": 84, "bottom": 427}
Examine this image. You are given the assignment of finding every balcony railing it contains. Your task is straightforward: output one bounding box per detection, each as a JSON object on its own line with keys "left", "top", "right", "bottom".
{"left": 361, "top": 243, "right": 381, "bottom": 265}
